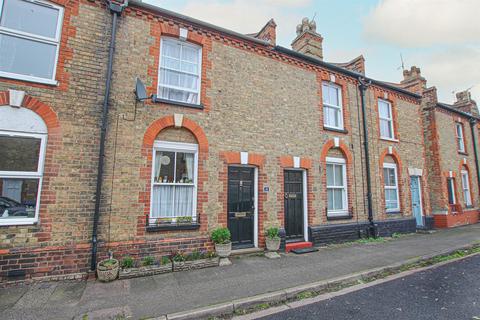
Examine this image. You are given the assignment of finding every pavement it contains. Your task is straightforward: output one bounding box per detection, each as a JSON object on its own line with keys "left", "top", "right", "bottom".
{"left": 255, "top": 253, "right": 480, "bottom": 320}
{"left": 0, "top": 224, "right": 480, "bottom": 320}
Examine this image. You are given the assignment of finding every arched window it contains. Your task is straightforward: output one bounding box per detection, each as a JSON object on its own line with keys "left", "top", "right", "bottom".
{"left": 0, "top": 106, "right": 47, "bottom": 225}
{"left": 150, "top": 128, "right": 198, "bottom": 226}
{"left": 460, "top": 166, "right": 472, "bottom": 207}
{"left": 326, "top": 148, "right": 348, "bottom": 217}
{"left": 383, "top": 155, "right": 400, "bottom": 212}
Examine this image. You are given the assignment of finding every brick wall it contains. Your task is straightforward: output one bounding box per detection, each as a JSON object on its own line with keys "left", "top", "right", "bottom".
{"left": 0, "top": 0, "right": 111, "bottom": 282}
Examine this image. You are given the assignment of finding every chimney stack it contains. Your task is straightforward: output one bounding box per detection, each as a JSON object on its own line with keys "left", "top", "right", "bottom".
{"left": 255, "top": 19, "right": 276, "bottom": 45}
{"left": 453, "top": 90, "right": 478, "bottom": 116}
{"left": 292, "top": 18, "right": 323, "bottom": 60}
{"left": 400, "top": 66, "right": 427, "bottom": 95}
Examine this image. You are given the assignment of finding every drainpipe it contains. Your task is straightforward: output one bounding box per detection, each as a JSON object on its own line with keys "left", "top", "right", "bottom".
{"left": 469, "top": 118, "right": 480, "bottom": 195}
{"left": 358, "top": 77, "right": 377, "bottom": 237}
{"left": 91, "top": 0, "right": 128, "bottom": 271}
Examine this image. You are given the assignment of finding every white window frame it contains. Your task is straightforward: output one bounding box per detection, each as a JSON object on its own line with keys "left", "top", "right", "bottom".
{"left": 157, "top": 37, "right": 202, "bottom": 105}
{"left": 149, "top": 140, "right": 198, "bottom": 224}
{"left": 0, "top": 130, "right": 47, "bottom": 226}
{"left": 383, "top": 162, "right": 400, "bottom": 212}
{"left": 378, "top": 99, "right": 395, "bottom": 140}
{"left": 456, "top": 123, "right": 465, "bottom": 153}
{"left": 0, "top": 0, "right": 64, "bottom": 85}
{"left": 326, "top": 157, "right": 348, "bottom": 216}
{"left": 447, "top": 178, "right": 456, "bottom": 205}
{"left": 461, "top": 169, "right": 472, "bottom": 207}
{"left": 322, "top": 82, "right": 344, "bottom": 130}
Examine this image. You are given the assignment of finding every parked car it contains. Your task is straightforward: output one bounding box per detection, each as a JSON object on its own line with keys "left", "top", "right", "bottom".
{"left": 0, "top": 196, "right": 31, "bottom": 218}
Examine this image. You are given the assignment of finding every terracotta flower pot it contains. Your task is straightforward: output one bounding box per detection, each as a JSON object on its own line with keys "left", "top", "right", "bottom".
{"left": 215, "top": 242, "right": 232, "bottom": 258}
{"left": 266, "top": 238, "right": 281, "bottom": 252}
{"left": 97, "top": 259, "right": 119, "bottom": 282}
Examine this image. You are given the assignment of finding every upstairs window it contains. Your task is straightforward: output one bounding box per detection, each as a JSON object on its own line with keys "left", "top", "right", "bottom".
{"left": 383, "top": 162, "right": 400, "bottom": 212}
{"left": 378, "top": 99, "right": 394, "bottom": 139}
{"left": 326, "top": 157, "right": 348, "bottom": 216}
{"left": 322, "top": 82, "right": 343, "bottom": 130}
{"left": 456, "top": 123, "right": 465, "bottom": 153}
{"left": 0, "top": 0, "right": 63, "bottom": 84}
{"left": 158, "top": 38, "right": 202, "bottom": 105}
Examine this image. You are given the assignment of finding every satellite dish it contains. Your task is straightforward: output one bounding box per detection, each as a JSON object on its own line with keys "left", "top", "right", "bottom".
{"left": 135, "top": 78, "right": 149, "bottom": 101}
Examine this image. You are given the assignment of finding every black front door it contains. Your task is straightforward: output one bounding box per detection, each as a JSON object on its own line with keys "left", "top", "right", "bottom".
{"left": 284, "top": 170, "right": 304, "bottom": 241}
{"left": 228, "top": 166, "right": 255, "bottom": 249}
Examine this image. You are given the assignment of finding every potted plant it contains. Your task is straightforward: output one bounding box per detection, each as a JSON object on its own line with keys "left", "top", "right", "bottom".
{"left": 211, "top": 227, "right": 232, "bottom": 258}
{"left": 97, "top": 257, "right": 119, "bottom": 282}
{"left": 265, "top": 227, "right": 281, "bottom": 252}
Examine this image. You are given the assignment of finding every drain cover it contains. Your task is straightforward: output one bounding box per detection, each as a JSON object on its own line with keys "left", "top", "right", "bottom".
{"left": 291, "top": 247, "right": 319, "bottom": 254}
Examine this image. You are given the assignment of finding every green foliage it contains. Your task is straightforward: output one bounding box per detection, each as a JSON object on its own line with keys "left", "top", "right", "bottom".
{"left": 206, "top": 250, "right": 217, "bottom": 259}
{"left": 266, "top": 227, "right": 280, "bottom": 240}
{"left": 211, "top": 227, "right": 231, "bottom": 244}
{"left": 160, "top": 256, "right": 171, "bottom": 265}
{"left": 176, "top": 216, "right": 193, "bottom": 224}
{"left": 173, "top": 250, "right": 217, "bottom": 262}
{"left": 172, "top": 252, "right": 186, "bottom": 262}
{"left": 141, "top": 256, "right": 155, "bottom": 266}
{"left": 189, "top": 250, "right": 202, "bottom": 261}
{"left": 120, "top": 256, "right": 134, "bottom": 269}
{"left": 99, "top": 259, "right": 117, "bottom": 269}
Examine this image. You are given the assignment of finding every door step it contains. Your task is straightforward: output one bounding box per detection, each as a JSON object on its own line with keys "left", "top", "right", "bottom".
{"left": 230, "top": 247, "right": 263, "bottom": 256}
{"left": 291, "top": 247, "right": 319, "bottom": 254}
{"left": 285, "top": 241, "right": 313, "bottom": 253}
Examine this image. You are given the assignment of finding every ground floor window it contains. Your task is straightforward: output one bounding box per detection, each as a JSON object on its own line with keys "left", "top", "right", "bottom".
{"left": 447, "top": 177, "right": 456, "bottom": 205}
{"left": 0, "top": 131, "right": 46, "bottom": 225}
{"left": 150, "top": 141, "right": 198, "bottom": 225}
{"left": 461, "top": 169, "right": 472, "bottom": 207}
{"left": 383, "top": 162, "right": 400, "bottom": 212}
{"left": 326, "top": 157, "right": 348, "bottom": 216}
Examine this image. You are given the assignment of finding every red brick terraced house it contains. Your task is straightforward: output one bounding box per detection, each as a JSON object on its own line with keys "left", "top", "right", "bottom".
{"left": 0, "top": 0, "right": 476, "bottom": 283}
{"left": 396, "top": 67, "right": 480, "bottom": 228}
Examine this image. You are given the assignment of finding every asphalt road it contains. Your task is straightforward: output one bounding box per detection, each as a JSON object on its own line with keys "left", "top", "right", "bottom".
{"left": 259, "top": 254, "right": 480, "bottom": 320}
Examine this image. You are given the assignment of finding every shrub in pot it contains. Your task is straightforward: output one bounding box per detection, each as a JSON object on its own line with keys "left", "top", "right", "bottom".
{"left": 97, "top": 258, "right": 119, "bottom": 282}
{"left": 265, "top": 227, "right": 281, "bottom": 252}
{"left": 211, "top": 227, "right": 232, "bottom": 258}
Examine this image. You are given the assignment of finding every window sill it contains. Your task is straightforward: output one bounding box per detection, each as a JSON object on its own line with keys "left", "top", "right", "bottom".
{"left": 327, "top": 213, "right": 353, "bottom": 221}
{"left": 0, "top": 72, "right": 58, "bottom": 86}
{"left": 458, "top": 151, "right": 468, "bottom": 156}
{"left": 152, "top": 96, "right": 204, "bottom": 110}
{"left": 323, "top": 126, "right": 348, "bottom": 134}
{"left": 380, "top": 137, "right": 399, "bottom": 143}
{"left": 0, "top": 219, "right": 38, "bottom": 227}
{"left": 386, "top": 210, "right": 402, "bottom": 215}
{"left": 146, "top": 223, "right": 200, "bottom": 232}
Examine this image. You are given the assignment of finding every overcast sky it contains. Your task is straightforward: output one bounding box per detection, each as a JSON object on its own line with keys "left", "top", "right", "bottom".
{"left": 145, "top": 0, "right": 480, "bottom": 104}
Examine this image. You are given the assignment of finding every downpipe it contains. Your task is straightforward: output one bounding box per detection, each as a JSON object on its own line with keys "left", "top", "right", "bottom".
{"left": 469, "top": 118, "right": 480, "bottom": 196}
{"left": 91, "top": 0, "right": 128, "bottom": 271}
{"left": 358, "top": 77, "right": 377, "bottom": 238}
